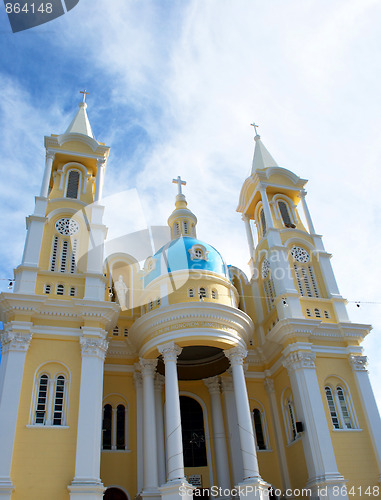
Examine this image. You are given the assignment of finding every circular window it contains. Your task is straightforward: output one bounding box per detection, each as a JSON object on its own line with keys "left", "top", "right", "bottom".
{"left": 290, "top": 246, "right": 310, "bottom": 263}
{"left": 55, "top": 218, "right": 79, "bottom": 236}
{"left": 261, "top": 259, "right": 270, "bottom": 279}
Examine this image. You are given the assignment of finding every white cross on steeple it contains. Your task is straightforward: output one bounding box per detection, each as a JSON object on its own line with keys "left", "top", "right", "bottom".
{"left": 172, "top": 176, "right": 186, "bottom": 195}
{"left": 80, "top": 89, "right": 90, "bottom": 103}
{"left": 250, "top": 122, "right": 259, "bottom": 136}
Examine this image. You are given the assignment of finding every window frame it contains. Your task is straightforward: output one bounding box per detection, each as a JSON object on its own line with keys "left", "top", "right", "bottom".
{"left": 102, "top": 397, "right": 130, "bottom": 452}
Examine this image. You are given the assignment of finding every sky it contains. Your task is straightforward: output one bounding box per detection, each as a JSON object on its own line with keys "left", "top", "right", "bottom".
{"left": 0, "top": 0, "right": 380, "bottom": 412}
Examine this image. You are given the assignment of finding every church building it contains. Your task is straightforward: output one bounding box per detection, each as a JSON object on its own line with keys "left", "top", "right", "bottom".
{"left": 0, "top": 97, "right": 380, "bottom": 500}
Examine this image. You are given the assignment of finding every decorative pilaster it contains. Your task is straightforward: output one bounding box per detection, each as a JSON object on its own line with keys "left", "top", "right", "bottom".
{"left": 158, "top": 342, "right": 194, "bottom": 500}
{"left": 298, "top": 190, "right": 315, "bottom": 234}
{"left": 221, "top": 377, "right": 244, "bottom": 485}
{"left": 69, "top": 332, "right": 108, "bottom": 500}
{"left": 155, "top": 374, "right": 166, "bottom": 486}
{"left": 243, "top": 215, "right": 255, "bottom": 261}
{"left": 94, "top": 158, "right": 106, "bottom": 202}
{"left": 283, "top": 347, "right": 348, "bottom": 500}
{"left": 259, "top": 184, "right": 274, "bottom": 230}
{"left": 224, "top": 347, "right": 268, "bottom": 499}
{"left": 0, "top": 324, "right": 32, "bottom": 499}
{"left": 204, "top": 377, "right": 231, "bottom": 496}
{"left": 140, "top": 358, "right": 160, "bottom": 499}
{"left": 264, "top": 377, "right": 291, "bottom": 492}
{"left": 40, "top": 150, "right": 55, "bottom": 197}
{"left": 134, "top": 369, "right": 144, "bottom": 495}
{"left": 349, "top": 355, "right": 381, "bottom": 481}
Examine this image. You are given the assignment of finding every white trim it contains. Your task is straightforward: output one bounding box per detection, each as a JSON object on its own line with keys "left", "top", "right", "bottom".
{"left": 179, "top": 391, "right": 214, "bottom": 487}
{"left": 60, "top": 162, "right": 88, "bottom": 195}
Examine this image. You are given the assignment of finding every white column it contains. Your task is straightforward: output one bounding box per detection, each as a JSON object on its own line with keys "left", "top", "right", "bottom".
{"left": 0, "top": 324, "right": 32, "bottom": 499}
{"left": 349, "top": 355, "right": 381, "bottom": 481}
{"left": 221, "top": 377, "right": 244, "bottom": 485}
{"left": 140, "top": 358, "right": 160, "bottom": 498}
{"left": 298, "top": 190, "right": 316, "bottom": 235}
{"left": 259, "top": 184, "right": 274, "bottom": 230}
{"left": 68, "top": 331, "right": 108, "bottom": 500}
{"left": 243, "top": 216, "right": 255, "bottom": 260}
{"left": 224, "top": 347, "right": 268, "bottom": 499}
{"left": 157, "top": 342, "right": 194, "bottom": 500}
{"left": 204, "top": 377, "right": 231, "bottom": 495}
{"left": 158, "top": 342, "right": 185, "bottom": 482}
{"left": 155, "top": 374, "right": 166, "bottom": 486}
{"left": 94, "top": 159, "right": 106, "bottom": 202}
{"left": 134, "top": 369, "right": 144, "bottom": 495}
{"left": 40, "top": 150, "right": 55, "bottom": 197}
{"left": 283, "top": 347, "right": 348, "bottom": 500}
{"left": 111, "top": 408, "right": 117, "bottom": 450}
{"left": 264, "top": 377, "right": 291, "bottom": 491}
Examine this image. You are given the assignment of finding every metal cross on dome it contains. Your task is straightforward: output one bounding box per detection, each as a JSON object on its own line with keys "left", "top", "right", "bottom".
{"left": 172, "top": 175, "right": 186, "bottom": 195}
{"left": 80, "top": 89, "right": 90, "bottom": 103}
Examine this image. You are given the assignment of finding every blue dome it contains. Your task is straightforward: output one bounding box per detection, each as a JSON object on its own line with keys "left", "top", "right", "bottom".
{"left": 144, "top": 237, "right": 228, "bottom": 287}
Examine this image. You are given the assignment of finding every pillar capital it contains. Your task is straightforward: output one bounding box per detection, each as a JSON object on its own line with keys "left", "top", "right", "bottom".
{"left": 264, "top": 377, "right": 275, "bottom": 394}
{"left": 1, "top": 324, "right": 32, "bottom": 354}
{"left": 224, "top": 345, "right": 247, "bottom": 367}
{"left": 298, "top": 189, "right": 307, "bottom": 199}
{"left": 158, "top": 341, "right": 182, "bottom": 363}
{"left": 80, "top": 337, "right": 108, "bottom": 360}
{"left": 139, "top": 357, "right": 158, "bottom": 377}
{"left": 96, "top": 157, "right": 107, "bottom": 168}
{"left": 220, "top": 376, "right": 233, "bottom": 392}
{"left": 283, "top": 351, "right": 316, "bottom": 372}
{"left": 154, "top": 373, "right": 165, "bottom": 391}
{"left": 349, "top": 355, "right": 368, "bottom": 372}
{"left": 133, "top": 369, "right": 142, "bottom": 388}
{"left": 45, "top": 150, "right": 55, "bottom": 161}
{"left": 203, "top": 376, "right": 221, "bottom": 394}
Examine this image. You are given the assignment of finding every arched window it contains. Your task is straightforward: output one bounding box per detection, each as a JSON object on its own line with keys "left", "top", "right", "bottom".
{"left": 211, "top": 289, "right": 217, "bottom": 299}
{"left": 116, "top": 404, "right": 126, "bottom": 450}
{"left": 260, "top": 209, "right": 267, "bottom": 237}
{"left": 69, "top": 287, "right": 76, "bottom": 297}
{"left": 35, "top": 375, "right": 49, "bottom": 424}
{"left": 60, "top": 240, "right": 69, "bottom": 272}
{"left": 102, "top": 402, "right": 128, "bottom": 451}
{"left": 112, "top": 326, "right": 119, "bottom": 336}
{"left": 102, "top": 404, "right": 112, "bottom": 450}
{"left": 104, "top": 488, "right": 128, "bottom": 500}
{"left": 56, "top": 284, "right": 65, "bottom": 295}
{"left": 188, "top": 288, "right": 194, "bottom": 298}
{"left": 70, "top": 239, "right": 78, "bottom": 273}
{"left": 183, "top": 221, "right": 189, "bottom": 235}
{"left": 278, "top": 201, "right": 294, "bottom": 227}
{"left": 199, "top": 287, "right": 207, "bottom": 298}
{"left": 180, "top": 396, "right": 207, "bottom": 467}
{"left": 324, "top": 384, "right": 355, "bottom": 430}
{"left": 53, "top": 376, "right": 65, "bottom": 425}
{"left": 50, "top": 236, "right": 59, "bottom": 271}
{"left": 66, "top": 170, "right": 80, "bottom": 199}
{"left": 314, "top": 308, "right": 321, "bottom": 318}
{"left": 253, "top": 409, "right": 266, "bottom": 450}
{"left": 282, "top": 394, "right": 298, "bottom": 443}
{"left": 174, "top": 222, "right": 180, "bottom": 237}
{"left": 44, "top": 284, "right": 51, "bottom": 294}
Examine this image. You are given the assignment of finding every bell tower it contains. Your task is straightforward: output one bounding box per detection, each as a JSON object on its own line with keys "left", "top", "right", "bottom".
{"left": 14, "top": 92, "right": 110, "bottom": 301}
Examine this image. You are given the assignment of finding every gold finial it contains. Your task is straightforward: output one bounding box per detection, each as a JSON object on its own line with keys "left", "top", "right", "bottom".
{"left": 172, "top": 175, "right": 186, "bottom": 195}
{"left": 80, "top": 89, "right": 90, "bottom": 103}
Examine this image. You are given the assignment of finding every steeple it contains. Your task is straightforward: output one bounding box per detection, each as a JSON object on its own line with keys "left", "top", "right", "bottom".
{"left": 64, "top": 100, "right": 94, "bottom": 138}
{"left": 251, "top": 134, "right": 278, "bottom": 173}
{"left": 167, "top": 176, "right": 197, "bottom": 239}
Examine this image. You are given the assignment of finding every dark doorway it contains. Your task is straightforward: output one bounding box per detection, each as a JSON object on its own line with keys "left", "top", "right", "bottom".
{"left": 180, "top": 396, "right": 207, "bottom": 467}
{"left": 104, "top": 487, "right": 128, "bottom": 500}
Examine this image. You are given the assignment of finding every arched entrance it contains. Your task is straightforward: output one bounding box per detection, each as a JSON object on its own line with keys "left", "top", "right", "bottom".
{"left": 104, "top": 487, "right": 128, "bottom": 500}
{"left": 180, "top": 396, "right": 207, "bottom": 467}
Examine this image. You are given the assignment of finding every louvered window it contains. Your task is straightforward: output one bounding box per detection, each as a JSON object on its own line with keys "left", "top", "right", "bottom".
{"left": 60, "top": 240, "right": 69, "bottom": 272}
{"left": 325, "top": 386, "right": 340, "bottom": 429}
{"left": 260, "top": 209, "right": 267, "bottom": 236}
{"left": 66, "top": 170, "right": 80, "bottom": 198}
{"left": 278, "top": 201, "right": 292, "bottom": 226}
{"left": 35, "top": 375, "right": 49, "bottom": 424}
{"left": 70, "top": 239, "right": 78, "bottom": 274}
{"left": 50, "top": 236, "right": 59, "bottom": 271}
{"left": 56, "top": 284, "right": 64, "bottom": 295}
{"left": 53, "top": 376, "right": 65, "bottom": 425}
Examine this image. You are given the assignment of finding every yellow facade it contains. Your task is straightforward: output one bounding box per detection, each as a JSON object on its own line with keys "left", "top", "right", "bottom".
{"left": 0, "top": 104, "right": 380, "bottom": 500}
